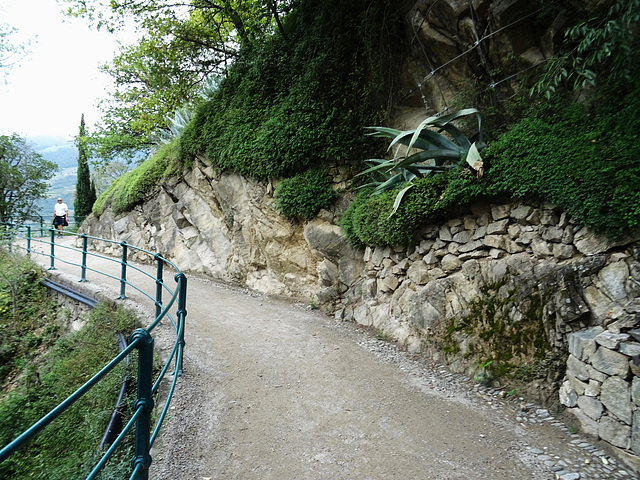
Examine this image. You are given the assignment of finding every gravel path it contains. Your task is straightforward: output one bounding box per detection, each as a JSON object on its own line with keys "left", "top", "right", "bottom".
{"left": 149, "top": 276, "right": 637, "bottom": 480}
{"left": 27, "top": 237, "right": 639, "bottom": 479}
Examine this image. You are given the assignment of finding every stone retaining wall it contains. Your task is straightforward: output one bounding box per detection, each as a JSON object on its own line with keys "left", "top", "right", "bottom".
{"left": 562, "top": 323, "right": 640, "bottom": 455}
{"left": 334, "top": 200, "right": 640, "bottom": 459}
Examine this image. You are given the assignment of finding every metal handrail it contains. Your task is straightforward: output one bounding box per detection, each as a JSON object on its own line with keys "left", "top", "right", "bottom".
{"left": 4, "top": 214, "right": 86, "bottom": 237}
{"left": 0, "top": 222, "right": 187, "bottom": 480}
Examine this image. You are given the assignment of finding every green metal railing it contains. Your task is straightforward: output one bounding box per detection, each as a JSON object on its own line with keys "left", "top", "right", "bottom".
{"left": 0, "top": 222, "right": 187, "bottom": 480}
{"left": 4, "top": 214, "right": 85, "bottom": 237}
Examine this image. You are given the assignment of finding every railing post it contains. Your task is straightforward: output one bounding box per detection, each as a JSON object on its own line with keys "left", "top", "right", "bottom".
{"left": 49, "top": 229, "right": 56, "bottom": 270}
{"left": 154, "top": 254, "right": 164, "bottom": 319}
{"left": 175, "top": 273, "right": 187, "bottom": 376}
{"left": 130, "top": 329, "right": 154, "bottom": 480}
{"left": 80, "top": 234, "right": 88, "bottom": 282}
{"left": 39, "top": 215, "right": 44, "bottom": 237}
{"left": 26, "top": 225, "right": 31, "bottom": 254}
{"left": 118, "top": 242, "right": 128, "bottom": 299}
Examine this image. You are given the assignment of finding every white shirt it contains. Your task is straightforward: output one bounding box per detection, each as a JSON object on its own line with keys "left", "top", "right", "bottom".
{"left": 54, "top": 202, "right": 68, "bottom": 217}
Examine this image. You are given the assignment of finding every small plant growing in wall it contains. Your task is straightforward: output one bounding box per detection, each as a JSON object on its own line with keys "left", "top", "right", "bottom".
{"left": 474, "top": 360, "right": 494, "bottom": 387}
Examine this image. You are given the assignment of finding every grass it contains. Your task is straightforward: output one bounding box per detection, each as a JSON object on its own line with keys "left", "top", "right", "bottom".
{"left": 0, "top": 251, "right": 141, "bottom": 479}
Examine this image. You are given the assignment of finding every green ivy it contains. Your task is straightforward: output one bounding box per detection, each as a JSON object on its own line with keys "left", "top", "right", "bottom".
{"left": 485, "top": 95, "right": 640, "bottom": 239}
{"left": 275, "top": 170, "right": 338, "bottom": 220}
{"left": 179, "top": 0, "right": 399, "bottom": 179}
{"left": 341, "top": 171, "right": 484, "bottom": 247}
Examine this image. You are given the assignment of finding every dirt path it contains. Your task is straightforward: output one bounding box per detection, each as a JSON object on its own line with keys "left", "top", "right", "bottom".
{"left": 25, "top": 236, "right": 637, "bottom": 479}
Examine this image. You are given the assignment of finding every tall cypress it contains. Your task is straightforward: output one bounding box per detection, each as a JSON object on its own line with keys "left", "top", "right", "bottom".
{"left": 74, "top": 114, "right": 94, "bottom": 224}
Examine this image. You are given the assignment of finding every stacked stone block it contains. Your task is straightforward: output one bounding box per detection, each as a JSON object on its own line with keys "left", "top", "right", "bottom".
{"left": 562, "top": 322, "right": 640, "bottom": 455}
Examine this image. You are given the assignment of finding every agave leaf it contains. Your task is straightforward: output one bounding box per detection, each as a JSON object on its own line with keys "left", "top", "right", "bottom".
{"left": 465, "top": 142, "right": 484, "bottom": 172}
{"left": 374, "top": 126, "right": 460, "bottom": 153}
{"left": 437, "top": 123, "right": 471, "bottom": 150}
{"left": 389, "top": 184, "right": 415, "bottom": 218}
{"left": 413, "top": 129, "right": 462, "bottom": 151}
{"left": 365, "top": 126, "right": 406, "bottom": 141}
{"left": 355, "top": 159, "right": 394, "bottom": 177}
{"left": 363, "top": 158, "right": 388, "bottom": 166}
{"left": 372, "top": 173, "right": 415, "bottom": 195}
{"left": 407, "top": 122, "right": 460, "bottom": 153}
{"left": 426, "top": 108, "right": 483, "bottom": 145}
{"left": 403, "top": 164, "right": 428, "bottom": 177}
{"left": 427, "top": 108, "right": 480, "bottom": 127}
{"left": 387, "top": 129, "right": 421, "bottom": 149}
{"left": 357, "top": 180, "right": 385, "bottom": 190}
{"left": 399, "top": 148, "right": 462, "bottom": 168}
{"left": 365, "top": 127, "right": 430, "bottom": 156}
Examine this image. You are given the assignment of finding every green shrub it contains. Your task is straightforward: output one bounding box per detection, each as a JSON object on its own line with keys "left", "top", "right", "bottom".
{"left": 484, "top": 96, "right": 640, "bottom": 238}
{"left": 275, "top": 170, "right": 338, "bottom": 220}
{"left": 341, "top": 173, "right": 467, "bottom": 247}
{"left": 0, "top": 250, "right": 59, "bottom": 384}
{"left": 93, "top": 140, "right": 182, "bottom": 217}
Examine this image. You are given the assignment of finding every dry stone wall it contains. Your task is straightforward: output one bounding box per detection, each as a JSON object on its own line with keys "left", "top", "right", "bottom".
{"left": 332, "top": 199, "right": 640, "bottom": 460}
{"left": 562, "top": 324, "right": 640, "bottom": 455}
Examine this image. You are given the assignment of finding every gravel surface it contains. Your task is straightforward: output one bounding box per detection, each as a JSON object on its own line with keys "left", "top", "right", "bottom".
{"left": 28, "top": 238, "right": 639, "bottom": 479}
{"left": 148, "top": 277, "right": 638, "bottom": 480}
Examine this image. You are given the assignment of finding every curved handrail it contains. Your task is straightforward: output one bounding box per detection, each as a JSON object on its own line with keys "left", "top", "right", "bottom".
{"left": 0, "top": 222, "right": 187, "bottom": 480}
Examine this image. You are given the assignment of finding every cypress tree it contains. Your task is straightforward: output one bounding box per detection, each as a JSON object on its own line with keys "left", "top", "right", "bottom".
{"left": 74, "top": 114, "right": 94, "bottom": 224}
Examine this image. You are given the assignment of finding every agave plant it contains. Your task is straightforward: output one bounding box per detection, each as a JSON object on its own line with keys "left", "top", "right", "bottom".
{"left": 153, "top": 106, "right": 194, "bottom": 145}
{"left": 200, "top": 75, "right": 222, "bottom": 100}
{"left": 358, "top": 108, "right": 485, "bottom": 215}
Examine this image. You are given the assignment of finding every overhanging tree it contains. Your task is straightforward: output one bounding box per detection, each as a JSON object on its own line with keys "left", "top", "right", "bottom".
{"left": 60, "top": 0, "right": 298, "bottom": 164}
{"left": 0, "top": 134, "right": 57, "bottom": 223}
{"left": 74, "top": 114, "right": 96, "bottom": 224}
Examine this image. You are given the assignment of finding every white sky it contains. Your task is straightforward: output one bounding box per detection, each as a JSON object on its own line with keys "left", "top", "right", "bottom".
{"left": 0, "top": 0, "right": 130, "bottom": 138}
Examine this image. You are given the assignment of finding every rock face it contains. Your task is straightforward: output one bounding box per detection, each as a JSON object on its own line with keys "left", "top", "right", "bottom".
{"left": 400, "top": 0, "right": 572, "bottom": 113}
{"left": 82, "top": 158, "right": 364, "bottom": 299}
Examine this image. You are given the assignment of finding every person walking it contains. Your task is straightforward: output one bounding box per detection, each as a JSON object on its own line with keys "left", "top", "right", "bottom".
{"left": 52, "top": 197, "right": 69, "bottom": 238}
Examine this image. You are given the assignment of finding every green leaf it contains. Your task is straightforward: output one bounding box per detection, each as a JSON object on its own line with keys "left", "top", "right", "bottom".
{"left": 389, "top": 183, "right": 415, "bottom": 218}
{"left": 372, "top": 174, "right": 414, "bottom": 196}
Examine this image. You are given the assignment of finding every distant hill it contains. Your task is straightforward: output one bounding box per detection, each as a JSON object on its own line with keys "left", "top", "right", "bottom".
{"left": 28, "top": 136, "right": 78, "bottom": 218}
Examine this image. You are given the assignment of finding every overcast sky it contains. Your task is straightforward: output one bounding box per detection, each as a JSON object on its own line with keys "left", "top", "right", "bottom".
{"left": 0, "top": 0, "right": 130, "bottom": 139}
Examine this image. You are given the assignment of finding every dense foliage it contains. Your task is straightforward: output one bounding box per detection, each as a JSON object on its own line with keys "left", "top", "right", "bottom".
{"left": 0, "top": 251, "right": 59, "bottom": 384}
{"left": 61, "top": 0, "right": 299, "bottom": 162}
{"left": 274, "top": 169, "right": 337, "bottom": 220}
{"left": 342, "top": 80, "right": 640, "bottom": 246}
{"left": 0, "top": 251, "right": 139, "bottom": 479}
{"left": 179, "top": 0, "right": 400, "bottom": 179}
{"left": 0, "top": 134, "right": 57, "bottom": 223}
{"left": 532, "top": 0, "right": 640, "bottom": 97}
